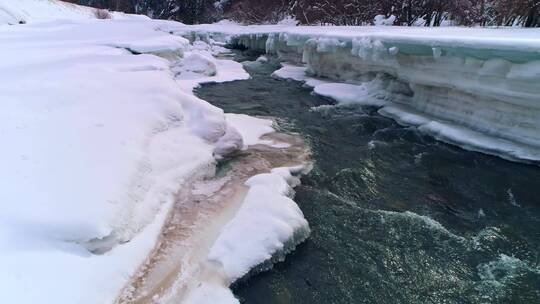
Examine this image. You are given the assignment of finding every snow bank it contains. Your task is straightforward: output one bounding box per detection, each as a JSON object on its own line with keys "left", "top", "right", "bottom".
{"left": 313, "top": 82, "right": 386, "bottom": 106}
{"left": 271, "top": 63, "right": 328, "bottom": 88}
{"left": 0, "top": 0, "right": 147, "bottom": 25}
{"left": 184, "top": 166, "right": 310, "bottom": 303}
{"left": 225, "top": 114, "right": 276, "bottom": 147}
{"left": 175, "top": 23, "right": 540, "bottom": 162}
{"left": 184, "top": 282, "right": 239, "bottom": 304}
{"left": 0, "top": 0, "right": 95, "bottom": 24}
{"left": 172, "top": 39, "right": 249, "bottom": 93}
{"left": 180, "top": 52, "right": 218, "bottom": 76}
{"left": 0, "top": 15, "right": 247, "bottom": 303}
{"left": 169, "top": 39, "right": 251, "bottom": 158}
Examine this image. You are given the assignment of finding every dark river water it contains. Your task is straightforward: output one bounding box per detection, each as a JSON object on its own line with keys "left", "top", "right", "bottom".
{"left": 195, "top": 51, "right": 540, "bottom": 304}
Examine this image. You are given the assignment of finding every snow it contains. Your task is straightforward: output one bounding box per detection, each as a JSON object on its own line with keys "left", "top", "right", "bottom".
{"left": 277, "top": 15, "right": 299, "bottom": 26}
{"left": 172, "top": 40, "right": 249, "bottom": 93}
{"left": 0, "top": 12, "right": 248, "bottom": 304}
{"left": 0, "top": 0, "right": 143, "bottom": 25}
{"left": 170, "top": 23, "right": 540, "bottom": 55}
{"left": 374, "top": 14, "right": 396, "bottom": 26}
{"left": 178, "top": 23, "right": 540, "bottom": 162}
{"left": 272, "top": 63, "right": 308, "bottom": 81}
{"left": 6, "top": 3, "right": 540, "bottom": 302}
{"left": 184, "top": 282, "right": 239, "bottom": 304}
{"left": 225, "top": 114, "right": 275, "bottom": 147}
{"left": 271, "top": 63, "right": 328, "bottom": 87}
{"left": 313, "top": 83, "right": 386, "bottom": 106}
{"left": 0, "top": 0, "right": 96, "bottom": 24}
{"left": 183, "top": 166, "right": 310, "bottom": 303}
{"left": 208, "top": 167, "right": 309, "bottom": 281}
{"left": 180, "top": 52, "right": 218, "bottom": 76}
{"left": 379, "top": 105, "right": 540, "bottom": 161}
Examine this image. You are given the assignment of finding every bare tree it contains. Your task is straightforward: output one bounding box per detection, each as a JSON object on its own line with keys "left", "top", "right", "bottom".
{"left": 65, "top": 0, "right": 540, "bottom": 27}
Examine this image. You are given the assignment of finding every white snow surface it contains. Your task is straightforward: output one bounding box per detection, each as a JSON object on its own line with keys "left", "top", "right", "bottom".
{"left": 225, "top": 114, "right": 275, "bottom": 148}
{"left": 0, "top": 15, "right": 248, "bottom": 304}
{"left": 6, "top": 7, "right": 540, "bottom": 303}
{"left": 208, "top": 167, "right": 310, "bottom": 281}
{"left": 183, "top": 282, "right": 239, "bottom": 304}
{"left": 172, "top": 40, "right": 249, "bottom": 93}
{"left": 184, "top": 166, "right": 310, "bottom": 303}
{"left": 0, "top": 0, "right": 142, "bottom": 24}
{"left": 313, "top": 82, "right": 386, "bottom": 106}
{"left": 271, "top": 63, "right": 328, "bottom": 87}
{"left": 0, "top": 0, "right": 93, "bottom": 24}
{"left": 178, "top": 52, "right": 218, "bottom": 76}
{"left": 1, "top": 6, "right": 305, "bottom": 303}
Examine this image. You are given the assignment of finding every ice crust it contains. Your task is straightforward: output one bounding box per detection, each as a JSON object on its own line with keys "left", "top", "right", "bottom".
{"left": 176, "top": 24, "right": 540, "bottom": 162}
{"left": 0, "top": 0, "right": 143, "bottom": 24}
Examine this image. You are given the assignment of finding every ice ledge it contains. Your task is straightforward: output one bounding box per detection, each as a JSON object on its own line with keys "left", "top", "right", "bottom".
{"left": 379, "top": 105, "right": 540, "bottom": 163}
{"left": 183, "top": 166, "right": 311, "bottom": 304}
{"left": 174, "top": 25, "right": 540, "bottom": 163}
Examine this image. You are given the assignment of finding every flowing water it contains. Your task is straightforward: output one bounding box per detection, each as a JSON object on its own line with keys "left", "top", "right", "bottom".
{"left": 195, "top": 51, "right": 540, "bottom": 304}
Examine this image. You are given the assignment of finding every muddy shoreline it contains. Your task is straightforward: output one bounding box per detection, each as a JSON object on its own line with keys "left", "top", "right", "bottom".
{"left": 116, "top": 129, "right": 310, "bottom": 303}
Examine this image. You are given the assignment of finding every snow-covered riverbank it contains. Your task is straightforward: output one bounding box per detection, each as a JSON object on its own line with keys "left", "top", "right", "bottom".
{"left": 0, "top": 18, "right": 216, "bottom": 304}
{"left": 0, "top": 2, "right": 311, "bottom": 302}
{"left": 170, "top": 23, "right": 540, "bottom": 163}
{"left": 2, "top": 1, "right": 540, "bottom": 303}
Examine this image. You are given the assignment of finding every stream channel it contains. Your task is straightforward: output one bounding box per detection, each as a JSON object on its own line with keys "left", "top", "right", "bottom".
{"left": 195, "top": 50, "right": 540, "bottom": 304}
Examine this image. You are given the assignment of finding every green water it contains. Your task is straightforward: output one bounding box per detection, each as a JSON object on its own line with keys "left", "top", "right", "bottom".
{"left": 195, "top": 51, "right": 540, "bottom": 304}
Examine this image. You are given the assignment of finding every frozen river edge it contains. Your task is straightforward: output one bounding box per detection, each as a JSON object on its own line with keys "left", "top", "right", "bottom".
{"left": 2, "top": 5, "right": 540, "bottom": 302}
{"left": 172, "top": 24, "right": 540, "bottom": 163}
{"left": 117, "top": 130, "right": 311, "bottom": 304}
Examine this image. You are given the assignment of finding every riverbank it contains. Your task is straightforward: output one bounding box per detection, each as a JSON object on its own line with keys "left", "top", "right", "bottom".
{"left": 168, "top": 23, "right": 540, "bottom": 163}
{"left": 197, "top": 50, "right": 540, "bottom": 304}
{"left": 2, "top": 4, "right": 540, "bottom": 302}
{"left": 117, "top": 129, "right": 311, "bottom": 303}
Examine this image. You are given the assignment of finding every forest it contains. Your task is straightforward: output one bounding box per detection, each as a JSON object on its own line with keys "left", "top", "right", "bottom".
{"left": 66, "top": 0, "right": 540, "bottom": 26}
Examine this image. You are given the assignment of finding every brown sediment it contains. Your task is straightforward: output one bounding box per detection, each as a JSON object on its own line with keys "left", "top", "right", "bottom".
{"left": 116, "top": 129, "right": 310, "bottom": 304}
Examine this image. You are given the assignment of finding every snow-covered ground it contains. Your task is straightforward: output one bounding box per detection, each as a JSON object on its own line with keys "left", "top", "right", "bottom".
{"left": 170, "top": 23, "right": 540, "bottom": 163}
{"left": 1, "top": 1, "right": 313, "bottom": 303}
{"left": 0, "top": 0, "right": 92, "bottom": 24}
{"left": 3, "top": 0, "right": 540, "bottom": 302}
{"left": 0, "top": 18, "right": 209, "bottom": 303}
{"left": 0, "top": 1, "right": 278, "bottom": 302}
{"left": 0, "top": 0, "right": 138, "bottom": 24}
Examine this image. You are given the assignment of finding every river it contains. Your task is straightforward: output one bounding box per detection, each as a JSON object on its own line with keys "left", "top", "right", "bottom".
{"left": 195, "top": 50, "right": 540, "bottom": 304}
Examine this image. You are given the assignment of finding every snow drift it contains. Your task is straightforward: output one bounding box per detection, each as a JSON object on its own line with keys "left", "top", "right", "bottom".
{"left": 183, "top": 166, "right": 310, "bottom": 304}
{"left": 1, "top": 6, "right": 310, "bottom": 303}
{"left": 0, "top": 15, "right": 246, "bottom": 303}
{"left": 0, "top": 0, "right": 95, "bottom": 24}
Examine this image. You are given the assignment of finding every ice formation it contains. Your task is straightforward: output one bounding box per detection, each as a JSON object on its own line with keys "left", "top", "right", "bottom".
{"left": 5, "top": 1, "right": 540, "bottom": 302}
{"left": 183, "top": 166, "right": 311, "bottom": 304}
{"left": 174, "top": 24, "right": 540, "bottom": 162}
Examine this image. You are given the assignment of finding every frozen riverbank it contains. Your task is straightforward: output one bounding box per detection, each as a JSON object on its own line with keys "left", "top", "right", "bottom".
{"left": 118, "top": 130, "right": 311, "bottom": 304}
{"left": 3, "top": 1, "right": 539, "bottom": 302}
{"left": 168, "top": 24, "right": 540, "bottom": 163}
{"left": 0, "top": 18, "right": 232, "bottom": 303}
{"left": 1, "top": 2, "right": 314, "bottom": 301}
